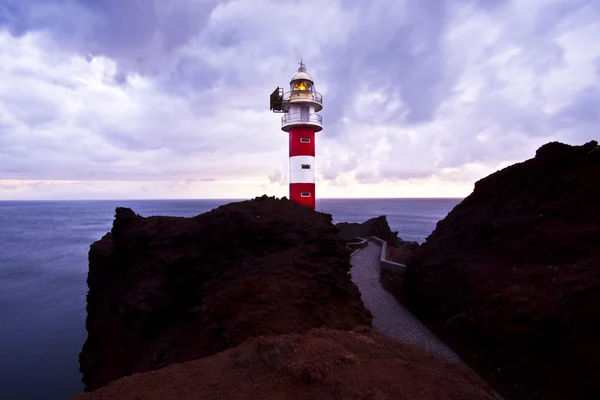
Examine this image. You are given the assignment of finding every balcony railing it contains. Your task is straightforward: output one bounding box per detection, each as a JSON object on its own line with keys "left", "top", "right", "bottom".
{"left": 281, "top": 113, "right": 322, "bottom": 127}
{"left": 283, "top": 90, "right": 323, "bottom": 105}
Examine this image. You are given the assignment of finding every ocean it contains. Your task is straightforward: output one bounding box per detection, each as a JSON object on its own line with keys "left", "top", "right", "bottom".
{"left": 0, "top": 198, "right": 461, "bottom": 400}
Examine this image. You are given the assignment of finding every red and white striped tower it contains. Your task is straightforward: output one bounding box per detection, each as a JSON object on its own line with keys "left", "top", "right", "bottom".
{"left": 270, "top": 61, "right": 323, "bottom": 209}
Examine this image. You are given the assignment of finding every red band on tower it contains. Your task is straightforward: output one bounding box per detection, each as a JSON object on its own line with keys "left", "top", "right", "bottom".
{"left": 289, "top": 127, "right": 315, "bottom": 157}
{"left": 290, "top": 183, "right": 316, "bottom": 209}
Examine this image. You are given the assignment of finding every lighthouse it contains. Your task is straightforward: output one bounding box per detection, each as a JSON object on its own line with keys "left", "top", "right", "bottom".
{"left": 270, "top": 61, "right": 323, "bottom": 209}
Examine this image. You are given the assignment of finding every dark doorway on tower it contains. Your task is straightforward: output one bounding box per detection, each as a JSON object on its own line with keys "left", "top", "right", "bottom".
{"left": 301, "top": 192, "right": 311, "bottom": 197}
{"left": 301, "top": 164, "right": 311, "bottom": 169}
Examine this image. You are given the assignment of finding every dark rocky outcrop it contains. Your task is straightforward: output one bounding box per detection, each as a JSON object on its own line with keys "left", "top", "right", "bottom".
{"left": 402, "top": 141, "right": 600, "bottom": 400}
{"left": 72, "top": 326, "right": 495, "bottom": 400}
{"left": 335, "top": 215, "right": 418, "bottom": 248}
{"left": 80, "top": 196, "right": 373, "bottom": 391}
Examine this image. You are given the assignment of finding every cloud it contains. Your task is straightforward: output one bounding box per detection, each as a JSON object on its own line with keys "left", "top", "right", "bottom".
{"left": 0, "top": 0, "right": 220, "bottom": 79}
{"left": 268, "top": 170, "right": 285, "bottom": 185}
{"left": 0, "top": 0, "right": 599, "bottom": 200}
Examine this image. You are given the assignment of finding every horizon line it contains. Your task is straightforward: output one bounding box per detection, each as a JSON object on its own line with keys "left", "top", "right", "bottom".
{"left": 0, "top": 197, "right": 466, "bottom": 202}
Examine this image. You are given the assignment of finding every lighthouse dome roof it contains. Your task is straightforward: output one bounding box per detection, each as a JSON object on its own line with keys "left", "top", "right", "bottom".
{"left": 290, "top": 65, "right": 314, "bottom": 84}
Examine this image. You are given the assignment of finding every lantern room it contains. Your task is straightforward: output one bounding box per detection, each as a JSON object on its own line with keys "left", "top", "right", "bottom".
{"left": 287, "top": 62, "right": 323, "bottom": 113}
{"left": 270, "top": 61, "right": 323, "bottom": 131}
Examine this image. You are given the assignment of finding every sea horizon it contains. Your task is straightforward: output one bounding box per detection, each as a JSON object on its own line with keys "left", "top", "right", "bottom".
{"left": 0, "top": 197, "right": 465, "bottom": 201}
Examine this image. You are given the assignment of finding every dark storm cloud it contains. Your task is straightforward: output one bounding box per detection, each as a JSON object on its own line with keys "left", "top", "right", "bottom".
{"left": 3, "top": 0, "right": 454, "bottom": 127}
{"left": 321, "top": 1, "right": 453, "bottom": 130}
{"left": 0, "top": 0, "right": 220, "bottom": 77}
{"left": 1, "top": 0, "right": 599, "bottom": 194}
{"left": 162, "top": 55, "right": 221, "bottom": 94}
{"left": 325, "top": 0, "right": 599, "bottom": 181}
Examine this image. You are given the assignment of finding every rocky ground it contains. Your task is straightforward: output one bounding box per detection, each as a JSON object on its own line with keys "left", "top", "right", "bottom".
{"left": 80, "top": 196, "right": 372, "bottom": 391}
{"left": 72, "top": 327, "right": 495, "bottom": 400}
{"left": 386, "top": 246, "right": 415, "bottom": 264}
{"left": 76, "top": 195, "right": 496, "bottom": 399}
{"left": 399, "top": 141, "right": 600, "bottom": 400}
{"left": 336, "top": 215, "right": 417, "bottom": 248}
{"left": 335, "top": 215, "right": 419, "bottom": 264}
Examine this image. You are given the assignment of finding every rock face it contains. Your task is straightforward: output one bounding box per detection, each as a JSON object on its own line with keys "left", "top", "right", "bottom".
{"left": 80, "top": 196, "right": 372, "bottom": 391}
{"left": 403, "top": 141, "right": 600, "bottom": 400}
{"left": 72, "top": 327, "right": 496, "bottom": 400}
{"left": 336, "top": 216, "right": 413, "bottom": 247}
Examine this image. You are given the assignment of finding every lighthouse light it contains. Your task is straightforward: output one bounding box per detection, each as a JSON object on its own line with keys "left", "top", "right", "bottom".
{"left": 293, "top": 80, "right": 312, "bottom": 91}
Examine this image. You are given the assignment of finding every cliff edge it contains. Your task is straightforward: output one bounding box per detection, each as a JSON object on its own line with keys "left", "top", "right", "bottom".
{"left": 403, "top": 141, "right": 600, "bottom": 400}
{"left": 335, "top": 215, "right": 417, "bottom": 248}
{"left": 79, "top": 196, "right": 372, "bottom": 391}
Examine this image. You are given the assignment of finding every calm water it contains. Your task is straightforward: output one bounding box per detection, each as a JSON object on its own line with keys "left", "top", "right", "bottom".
{"left": 0, "top": 198, "right": 460, "bottom": 400}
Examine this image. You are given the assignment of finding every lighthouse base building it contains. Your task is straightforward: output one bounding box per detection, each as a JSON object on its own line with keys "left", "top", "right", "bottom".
{"left": 270, "top": 62, "right": 323, "bottom": 210}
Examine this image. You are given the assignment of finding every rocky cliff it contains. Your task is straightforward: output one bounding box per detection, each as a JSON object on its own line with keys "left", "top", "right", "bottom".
{"left": 403, "top": 141, "right": 600, "bottom": 400}
{"left": 79, "top": 196, "right": 373, "bottom": 391}
{"left": 335, "top": 215, "right": 417, "bottom": 248}
{"left": 77, "top": 195, "right": 497, "bottom": 399}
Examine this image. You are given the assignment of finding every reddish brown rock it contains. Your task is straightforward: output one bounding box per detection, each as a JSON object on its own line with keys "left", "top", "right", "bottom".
{"left": 402, "top": 141, "right": 600, "bottom": 400}
{"left": 79, "top": 196, "right": 372, "bottom": 391}
{"left": 72, "top": 327, "right": 496, "bottom": 400}
{"left": 336, "top": 215, "right": 418, "bottom": 248}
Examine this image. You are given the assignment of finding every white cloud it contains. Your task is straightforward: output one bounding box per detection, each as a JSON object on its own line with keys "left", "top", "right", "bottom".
{"left": 0, "top": 0, "right": 599, "bottom": 200}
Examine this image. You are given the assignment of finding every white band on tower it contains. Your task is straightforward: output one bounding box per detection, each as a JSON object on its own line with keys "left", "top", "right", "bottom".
{"left": 289, "top": 155, "right": 315, "bottom": 184}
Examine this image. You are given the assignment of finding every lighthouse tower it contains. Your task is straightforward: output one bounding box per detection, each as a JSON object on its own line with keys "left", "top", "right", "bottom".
{"left": 270, "top": 61, "right": 323, "bottom": 209}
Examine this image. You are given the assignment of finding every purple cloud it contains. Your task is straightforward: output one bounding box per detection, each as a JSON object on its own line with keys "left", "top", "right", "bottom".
{"left": 0, "top": 0, "right": 599, "bottom": 199}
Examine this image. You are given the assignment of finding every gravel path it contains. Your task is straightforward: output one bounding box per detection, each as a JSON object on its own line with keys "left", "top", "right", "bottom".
{"left": 350, "top": 241, "right": 462, "bottom": 364}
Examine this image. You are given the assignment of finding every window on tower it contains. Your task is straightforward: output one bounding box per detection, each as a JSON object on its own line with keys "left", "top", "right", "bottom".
{"left": 300, "top": 138, "right": 311, "bottom": 143}
{"left": 301, "top": 164, "right": 311, "bottom": 169}
{"left": 301, "top": 192, "right": 311, "bottom": 197}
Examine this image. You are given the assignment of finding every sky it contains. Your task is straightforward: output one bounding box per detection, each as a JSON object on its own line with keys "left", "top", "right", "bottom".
{"left": 0, "top": 0, "right": 599, "bottom": 200}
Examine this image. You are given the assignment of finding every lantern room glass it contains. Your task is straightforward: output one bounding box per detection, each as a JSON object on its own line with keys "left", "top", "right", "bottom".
{"left": 291, "top": 80, "right": 313, "bottom": 91}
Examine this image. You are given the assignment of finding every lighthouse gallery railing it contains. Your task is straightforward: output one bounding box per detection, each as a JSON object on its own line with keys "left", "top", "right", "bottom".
{"left": 283, "top": 90, "right": 323, "bottom": 105}
{"left": 281, "top": 113, "right": 322, "bottom": 127}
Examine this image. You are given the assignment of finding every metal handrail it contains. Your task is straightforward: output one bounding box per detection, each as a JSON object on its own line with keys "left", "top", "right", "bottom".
{"left": 283, "top": 90, "right": 323, "bottom": 104}
{"left": 281, "top": 113, "right": 322, "bottom": 126}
